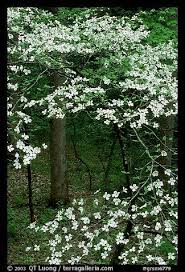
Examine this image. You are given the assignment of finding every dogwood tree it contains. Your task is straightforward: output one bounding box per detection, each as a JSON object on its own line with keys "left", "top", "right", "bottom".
{"left": 7, "top": 7, "right": 177, "bottom": 265}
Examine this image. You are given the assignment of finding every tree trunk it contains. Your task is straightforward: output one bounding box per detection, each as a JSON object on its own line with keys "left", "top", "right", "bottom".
{"left": 49, "top": 71, "right": 69, "bottom": 207}
{"left": 114, "top": 125, "right": 132, "bottom": 196}
{"left": 49, "top": 117, "right": 69, "bottom": 206}
{"left": 157, "top": 114, "right": 175, "bottom": 189}
{"left": 157, "top": 8, "right": 177, "bottom": 189}
{"left": 27, "top": 164, "right": 35, "bottom": 222}
{"left": 40, "top": 7, "right": 69, "bottom": 207}
{"left": 109, "top": 126, "right": 133, "bottom": 264}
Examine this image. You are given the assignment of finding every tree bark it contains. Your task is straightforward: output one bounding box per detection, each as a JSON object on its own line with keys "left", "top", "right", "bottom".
{"left": 157, "top": 8, "right": 177, "bottom": 189}
{"left": 40, "top": 7, "right": 69, "bottom": 207}
{"left": 23, "top": 123, "right": 35, "bottom": 222}
{"left": 49, "top": 116, "right": 69, "bottom": 207}
{"left": 157, "top": 114, "right": 175, "bottom": 189}
{"left": 110, "top": 220, "right": 132, "bottom": 264}
{"left": 109, "top": 126, "right": 134, "bottom": 264}
{"left": 48, "top": 68, "right": 69, "bottom": 207}
{"left": 114, "top": 125, "right": 132, "bottom": 195}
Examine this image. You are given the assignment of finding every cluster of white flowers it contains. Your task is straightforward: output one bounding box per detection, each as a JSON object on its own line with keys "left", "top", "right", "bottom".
{"left": 7, "top": 7, "right": 177, "bottom": 168}
{"left": 9, "top": 65, "right": 31, "bottom": 75}
{"left": 78, "top": 15, "right": 150, "bottom": 53}
{"left": 96, "top": 108, "right": 118, "bottom": 125}
{"left": 25, "top": 182, "right": 177, "bottom": 265}
{"left": 7, "top": 82, "right": 18, "bottom": 91}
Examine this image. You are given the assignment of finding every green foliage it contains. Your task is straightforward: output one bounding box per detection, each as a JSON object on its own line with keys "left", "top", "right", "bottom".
{"left": 14, "top": 195, "right": 25, "bottom": 207}
{"left": 31, "top": 151, "right": 49, "bottom": 176}
{"left": 38, "top": 208, "right": 57, "bottom": 224}
{"left": 140, "top": 8, "right": 177, "bottom": 45}
{"left": 158, "top": 240, "right": 175, "bottom": 255}
{"left": 8, "top": 207, "right": 17, "bottom": 239}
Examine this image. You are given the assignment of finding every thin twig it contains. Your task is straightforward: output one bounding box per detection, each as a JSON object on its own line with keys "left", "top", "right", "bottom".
{"left": 71, "top": 119, "right": 93, "bottom": 191}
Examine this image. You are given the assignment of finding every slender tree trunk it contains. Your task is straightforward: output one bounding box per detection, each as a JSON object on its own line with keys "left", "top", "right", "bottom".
{"left": 157, "top": 8, "right": 177, "bottom": 189}
{"left": 157, "top": 114, "right": 175, "bottom": 189}
{"left": 114, "top": 125, "right": 132, "bottom": 195}
{"left": 23, "top": 123, "right": 35, "bottom": 222}
{"left": 49, "top": 72, "right": 69, "bottom": 207}
{"left": 49, "top": 116, "right": 69, "bottom": 206}
{"left": 110, "top": 125, "right": 133, "bottom": 264}
{"left": 27, "top": 164, "right": 35, "bottom": 222}
{"left": 40, "top": 7, "right": 69, "bottom": 206}
{"left": 40, "top": 7, "right": 69, "bottom": 207}
{"left": 110, "top": 220, "right": 132, "bottom": 264}
{"left": 71, "top": 119, "right": 92, "bottom": 191}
